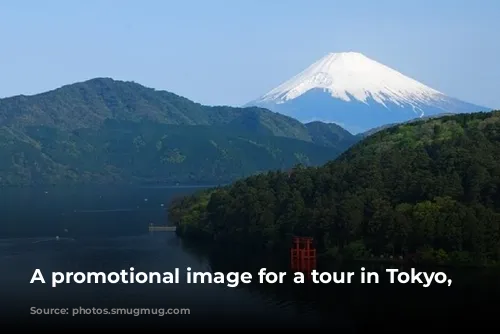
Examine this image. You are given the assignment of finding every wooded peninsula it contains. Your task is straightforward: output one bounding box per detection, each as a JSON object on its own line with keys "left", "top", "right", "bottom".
{"left": 169, "top": 111, "right": 500, "bottom": 267}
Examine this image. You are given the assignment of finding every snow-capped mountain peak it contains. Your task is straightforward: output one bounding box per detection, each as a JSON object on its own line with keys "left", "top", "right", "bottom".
{"left": 247, "top": 52, "right": 488, "bottom": 134}
{"left": 259, "top": 52, "right": 442, "bottom": 109}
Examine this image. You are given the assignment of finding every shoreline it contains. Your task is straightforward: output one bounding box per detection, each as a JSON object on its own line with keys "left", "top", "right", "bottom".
{"left": 343, "top": 257, "right": 498, "bottom": 269}
{"left": 0, "top": 183, "right": 220, "bottom": 190}
{"left": 177, "top": 233, "right": 500, "bottom": 270}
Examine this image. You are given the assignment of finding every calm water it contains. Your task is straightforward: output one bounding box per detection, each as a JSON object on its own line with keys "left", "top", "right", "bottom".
{"left": 0, "top": 186, "right": 498, "bottom": 329}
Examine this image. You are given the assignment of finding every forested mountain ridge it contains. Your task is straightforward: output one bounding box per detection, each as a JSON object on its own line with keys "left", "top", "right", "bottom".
{"left": 0, "top": 78, "right": 355, "bottom": 146}
{"left": 0, "top": 78, "right": 358, "bottom": 186}
{"left": 169, "top": 111, "right": 500, "bottom": 266}
{"left": 360, "top": 112, "right": 457, "bottom": 138}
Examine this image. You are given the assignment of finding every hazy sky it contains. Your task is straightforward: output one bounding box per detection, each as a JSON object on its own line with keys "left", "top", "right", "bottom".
{"left": 1, "top": 0, "right": 498, "bottom": 108}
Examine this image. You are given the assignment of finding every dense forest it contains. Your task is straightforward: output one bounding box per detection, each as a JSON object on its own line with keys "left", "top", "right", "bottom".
{"left": 169, "top": 111, "right": 500, "bottom": 266}
{"left": 0, "top": 78, "right": 359, "bottom": 186}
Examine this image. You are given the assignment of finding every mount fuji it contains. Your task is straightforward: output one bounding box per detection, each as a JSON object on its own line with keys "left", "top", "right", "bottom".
{"left": 246, "top": 52, "right": 490, "bottom": 134}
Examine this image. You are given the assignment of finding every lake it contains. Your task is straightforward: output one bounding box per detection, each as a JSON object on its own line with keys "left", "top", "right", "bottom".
{"left": 0, "top": 186, "right": 498, "bottom": 329}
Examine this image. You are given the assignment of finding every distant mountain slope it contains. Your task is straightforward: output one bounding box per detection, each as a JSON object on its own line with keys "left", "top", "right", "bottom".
{"left": 0, "top": 79, "right": 359, "bottom": 186}
{"left": 361, "top": 112, "right": 457, "bottom": 138}
{"left": 170, "top": 111, "right": 500, "bottom": 265}
{"left": 0, "top": 78, "right": 352, "bottom": 145}
{"left": 305, "top": 121, "right": 359, "bottom": 148}
{"left": 0, "top": 120, "right": 344, "bottom": 186}
{"left": 247, "top": 52, "right": 489, "bottom": 134}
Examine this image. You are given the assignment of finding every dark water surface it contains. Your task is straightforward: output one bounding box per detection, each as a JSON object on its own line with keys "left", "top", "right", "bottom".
{"left": 0, "top": 186, "right": 498, "bottom": 329}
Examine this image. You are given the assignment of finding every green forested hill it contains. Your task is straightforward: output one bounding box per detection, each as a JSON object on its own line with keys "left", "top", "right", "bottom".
{"left": 169, "top": 111, "right": 500, "bottom": 266}
{"left": 0, "top": 78, "right": 356, "bottom": 186}
{"left": 0, "top": 77, "right": 351, "bottom": 144}
{"left": 360, "top": 112, "right": 457, "bottom": 138}
{"left": 305, "top": 121, "right": 360, "bottom": 148}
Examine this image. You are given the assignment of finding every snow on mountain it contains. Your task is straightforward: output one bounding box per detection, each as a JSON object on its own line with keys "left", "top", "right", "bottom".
{"left": 246, "top": 52, "right": 489, "bottom": 134}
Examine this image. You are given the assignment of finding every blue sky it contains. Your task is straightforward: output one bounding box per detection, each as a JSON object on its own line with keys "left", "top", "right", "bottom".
{"left": 1, "top": 0, "right": 498, "bottom": 108}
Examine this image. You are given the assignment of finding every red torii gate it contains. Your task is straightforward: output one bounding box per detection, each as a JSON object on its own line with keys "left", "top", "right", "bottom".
{"left": 290, "top": 236, "right": 316, "bottom": 279}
